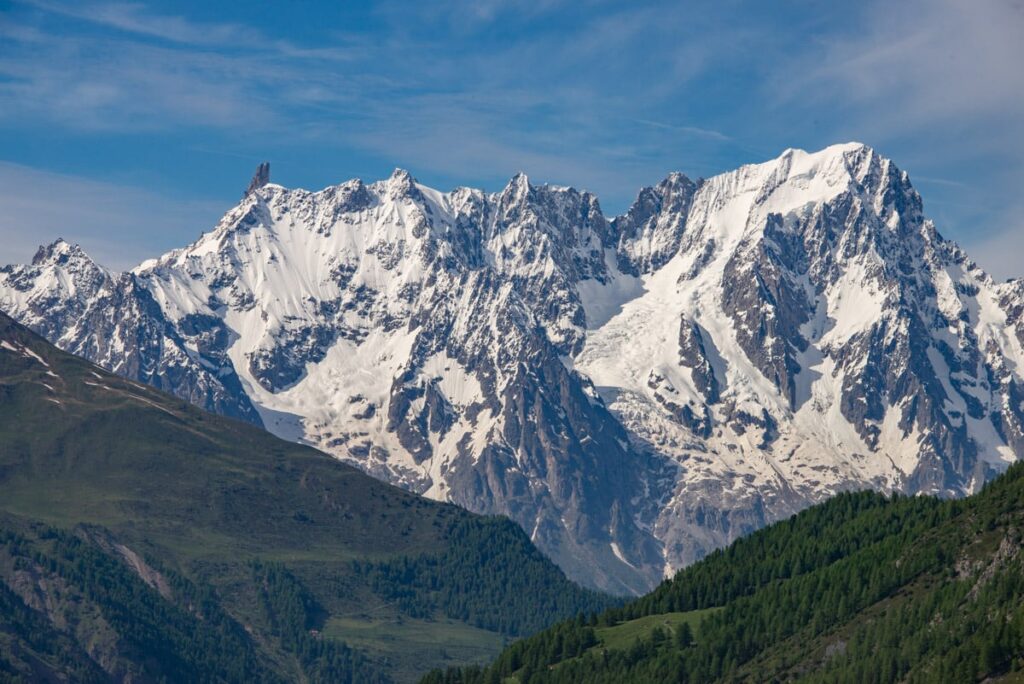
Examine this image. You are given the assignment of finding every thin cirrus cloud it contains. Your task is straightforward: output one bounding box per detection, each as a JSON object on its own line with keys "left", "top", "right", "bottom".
{"left": 1, "top": 0, "right": 745, "bottom": 139}
{"left": 0, "top": 0, "right": 1022, "bottom": 278}
{"left": 18, "top": 0, "right": 360, "bottom": 59}
{"left": 21, "top": 0, "right": 261, "bottom": 45}
{"left": 781, "top": 0, "right": 1024, "bottom": 130}
{"left": 0, "top": 161, "right": 225, "bottom": 271}
{"left": 0, "top": 36, "right": 257, "bottom": 131}
{"left": 1, "top": 0, "right": 376, "bottom": 136}
{"left": 633, "top": 119, "right": 732, "bottom": 142}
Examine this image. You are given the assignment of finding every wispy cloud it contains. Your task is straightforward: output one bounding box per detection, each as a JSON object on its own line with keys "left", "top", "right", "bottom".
{"left": 0, "top": 161, "right": 225, "bottom": 271}
{"left": 633, "top": 119, "right": 731, "bottom": 142}
{"left": 782, "top": 0, "right": 1024, "bottom": 129}
{"left": 20, "top": 0, "right": 262, "bottom": 45}
{"left": 909, "top": 176, "right": 970, "bottom": 190}
{"left": 1, "top": 0, "right": 370, "bottom": 133}
{"left": 17, "top": 0, "right": 360, "bottom": 58}
{"left": 1, "top": 0, "right": 743, "bottom": 156}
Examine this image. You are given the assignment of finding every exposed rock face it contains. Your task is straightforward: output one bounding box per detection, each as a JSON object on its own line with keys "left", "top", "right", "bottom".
{"left": 0, "top": 240, "right": 261, "bottom": 423}
{"left": 246, "top": 161, "right": 270, "bottom": 196}
{"left": 614, "top": 172, "right": 699, "bottom": 275}
{"left": 3, "top": 143, "right": 1022, "bottom": 594}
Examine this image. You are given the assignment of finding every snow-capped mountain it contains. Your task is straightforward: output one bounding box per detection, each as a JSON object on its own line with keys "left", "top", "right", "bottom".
{"left": 3, "top": 143, "right": 1022, "bottom": 594}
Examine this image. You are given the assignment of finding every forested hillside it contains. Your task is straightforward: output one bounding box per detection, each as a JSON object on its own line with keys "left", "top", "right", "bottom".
{"left": 426, "top": 463, "right": 1024, "bottom": 683}
{"left": 0, "top": 311, "right": 612, "bottom": 682}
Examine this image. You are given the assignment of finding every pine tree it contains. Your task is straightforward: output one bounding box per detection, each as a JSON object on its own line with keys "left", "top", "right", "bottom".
{"left": 675, "top": 622, "right": 693, "bottom": 649}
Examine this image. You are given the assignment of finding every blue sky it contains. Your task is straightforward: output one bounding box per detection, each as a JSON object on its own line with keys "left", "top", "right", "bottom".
{"left": 1, "top": 0, "right": 1022, "bottom": 278}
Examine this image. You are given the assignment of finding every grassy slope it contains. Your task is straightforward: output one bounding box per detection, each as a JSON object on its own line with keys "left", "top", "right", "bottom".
{"left": 592, "top": 609, "right": 719, "bottom": 652}
{"left": 428, "top": 463, "right": 1024, "bottom": 683}
{"left": 323, "top": 616, "right": 507, "bottom": 673}
{"left": 0, "top": 312, "right": 608, "bottom": 682}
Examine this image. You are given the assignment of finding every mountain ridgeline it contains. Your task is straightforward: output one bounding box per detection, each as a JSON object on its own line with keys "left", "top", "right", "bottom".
{"left": 2, "top": 144, "right": 1023, "bottom": 593}
{"left": 425, "top": 461, "right": 1024, "bottom": 683}
{"left": 0, "top": 312, "right": 612, "bottom": 682}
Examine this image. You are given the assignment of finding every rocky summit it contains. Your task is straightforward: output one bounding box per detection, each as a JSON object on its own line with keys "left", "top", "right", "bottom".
{"left": 3, "top": 143, "right": 1022, "bottom": 594}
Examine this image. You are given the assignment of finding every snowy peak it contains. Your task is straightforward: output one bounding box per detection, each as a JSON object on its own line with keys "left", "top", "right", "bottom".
{"left": 30, "top": 238, "right": 105, "bottom": 273}
{"left": 383, "top": 167, "right": 424, "bottom": 201}
{"left": 1, "top": 240, "right": 111, "bottom": 337}
{"left": 32, "top": 237, "right": 73, "bottom": 265}
{"left": 611, "top": 144, "right": 881, "bottom": 278}
{"left": 614, "top": 171, "right": 699, "bottom": 274}
{"left": 503, "top": 171, "right": 531, "bottom": 198}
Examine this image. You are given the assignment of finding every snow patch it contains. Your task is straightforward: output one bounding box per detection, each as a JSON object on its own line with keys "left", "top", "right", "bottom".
{"left": 611, "top": 542, "right": 636, "bottom": 569}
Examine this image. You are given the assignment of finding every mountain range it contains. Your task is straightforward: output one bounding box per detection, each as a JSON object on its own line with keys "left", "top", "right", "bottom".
{"left": 2, "top": 142, "right": 1022, "bottom": 594}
